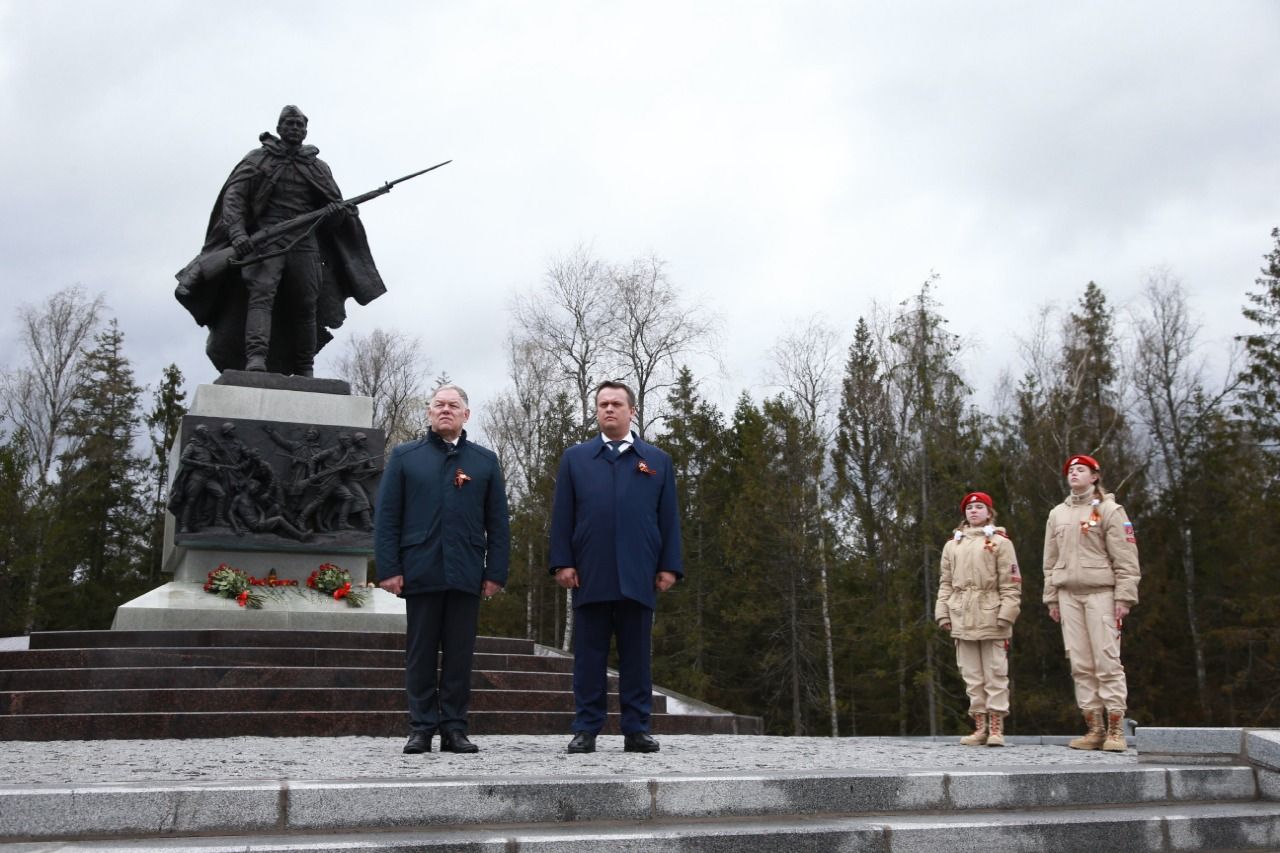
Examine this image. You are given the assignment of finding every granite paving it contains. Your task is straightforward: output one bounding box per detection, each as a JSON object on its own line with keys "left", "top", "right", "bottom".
{"left": 0, "top": 734, "right": 1135, "bottom": 786}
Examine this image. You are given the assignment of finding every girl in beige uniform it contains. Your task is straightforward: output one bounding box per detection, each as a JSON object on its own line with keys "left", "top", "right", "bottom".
{"left": 936, "top": 492, "right": 1022, "bottom": 746}
{"left": 1043, "top": 454, "right": 1141, "bottom": 752}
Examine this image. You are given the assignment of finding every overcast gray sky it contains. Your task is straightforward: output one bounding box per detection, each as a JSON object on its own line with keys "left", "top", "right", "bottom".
{"left": 2, "top": 2, "right": 1276, "bottom": 433}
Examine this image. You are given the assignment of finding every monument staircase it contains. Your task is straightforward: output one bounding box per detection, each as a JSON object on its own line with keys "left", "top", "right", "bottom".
{"left": 0, "top": 628, "right": 761, "bottom": 740}
{"left": 3, "top": 756, "right": 1280, "bottom": 849}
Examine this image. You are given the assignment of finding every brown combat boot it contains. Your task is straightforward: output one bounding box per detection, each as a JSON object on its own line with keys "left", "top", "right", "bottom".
{"left": 959, "top": 713, "right": 988, "bottom": 746}
{"left": 1102, "top": 708, "right": 1128, "bottom": 752}
{"left": 1068, "top": 708, "right": 1106, "bottom": 750}
{"left": 986, "top": 713, "right": 1006, "bottom": 747}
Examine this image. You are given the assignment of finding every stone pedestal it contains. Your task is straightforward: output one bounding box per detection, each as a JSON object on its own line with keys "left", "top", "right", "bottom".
{"left": 113, "top": 374, "right": 403, "bottom": 631}
{"left": 112, "top": 582, "right": 406, "bottom": 632}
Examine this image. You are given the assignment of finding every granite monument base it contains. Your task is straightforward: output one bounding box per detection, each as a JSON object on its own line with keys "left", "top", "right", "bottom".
{"left": 111, "top": 582, "right": 406, "bottom": 632}
{"left": 117, "top": 376, "right": 392, "bottom": 631}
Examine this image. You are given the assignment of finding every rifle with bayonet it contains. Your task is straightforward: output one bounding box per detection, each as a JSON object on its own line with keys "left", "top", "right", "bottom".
{"left": 179, "top": 161, "right": 451, "bottom": 288}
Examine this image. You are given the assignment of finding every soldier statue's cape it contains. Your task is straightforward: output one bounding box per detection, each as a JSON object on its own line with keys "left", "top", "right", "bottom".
{"left": 175, "top": 131, "right": 386, "bottom": 373}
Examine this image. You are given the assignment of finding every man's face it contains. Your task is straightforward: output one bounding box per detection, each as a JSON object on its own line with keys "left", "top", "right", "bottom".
{"left": 428, "top": 389, "right": 470, "bottom": 440}
{"left": 596, "top": 388, "right": 635, "bottom": 440}
{"left": 278, "top": 115, "right": 308, "bottom": 147}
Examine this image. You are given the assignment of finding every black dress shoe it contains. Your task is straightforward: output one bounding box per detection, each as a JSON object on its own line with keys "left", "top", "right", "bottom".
{"left": 567, "top": 732, "right": 597, "bottom": 754}
{"left": 403, "top": 731, "right": 432, "bottom": 754}
{"left": 624, "top": 732, "right": 660, "bottom": 753}
{"left": 440, "top": 730, "right": 479, "bottom": 753}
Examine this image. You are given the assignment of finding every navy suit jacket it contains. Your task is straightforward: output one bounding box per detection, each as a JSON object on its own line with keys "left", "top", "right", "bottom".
{"left": 374, "top": 429, "right": 509, "bottom": 596}
{"left": 548, "top": 435, "right": 683, "bottom": 609}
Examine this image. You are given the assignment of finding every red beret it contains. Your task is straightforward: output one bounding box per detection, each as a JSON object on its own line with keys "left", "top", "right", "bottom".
{"left": 960, "top": 491, "right": 994, "bottom": 513}
{"left": 1063, "top": 455, "right": 1100, "bottom": 475}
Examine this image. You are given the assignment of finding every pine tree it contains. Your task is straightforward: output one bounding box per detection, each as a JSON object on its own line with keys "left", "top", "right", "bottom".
{"left": 1237, "top": 227, "right": 1280, "bottom": 459}
{"left": 0, "top": 433, "right": 34, "bottom": 635}
{"left": 48, "top": 321, "right": 150, "bottom": 628}
{"left": 652, "top": 367, "right": 728, "bottom": 697}
{"left": 144, "top": 364, "right": 186, "bottom": 583}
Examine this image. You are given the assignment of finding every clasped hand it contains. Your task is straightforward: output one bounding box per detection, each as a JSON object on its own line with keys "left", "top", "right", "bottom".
{"left": 555, "top": 568, "right": 677, "bottom": 592}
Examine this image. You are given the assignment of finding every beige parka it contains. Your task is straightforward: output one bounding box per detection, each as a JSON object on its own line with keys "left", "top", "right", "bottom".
{"left": 935, "top": 526, "right": 1022, "bottom": 640}
{"left": 1041, "top": 491, "right": 1141, "bottom": 606}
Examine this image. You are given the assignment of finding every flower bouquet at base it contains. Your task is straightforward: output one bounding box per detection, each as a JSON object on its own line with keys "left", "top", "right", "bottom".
{"left": 203, "top": 564, "right": 264, "bottom": 609}
{"left": 306, "top": 562, "right": 368, "bottom": 607}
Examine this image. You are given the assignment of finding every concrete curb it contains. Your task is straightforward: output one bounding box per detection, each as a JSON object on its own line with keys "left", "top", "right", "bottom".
{"left": 0, "top": 764, "right": 1259, "bottom": 842}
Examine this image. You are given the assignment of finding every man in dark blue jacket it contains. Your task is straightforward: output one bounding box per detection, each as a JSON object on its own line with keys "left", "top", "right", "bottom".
{"left": 550, "top": 380, "right": 683, "bottom": 754}
{"left": 375, "top": 384, "right": 509, "bottom": 754}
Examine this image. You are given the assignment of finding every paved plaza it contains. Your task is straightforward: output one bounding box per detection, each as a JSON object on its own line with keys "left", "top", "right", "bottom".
{"left": 0, "top": 733, "right": 1134, "bottom": 787}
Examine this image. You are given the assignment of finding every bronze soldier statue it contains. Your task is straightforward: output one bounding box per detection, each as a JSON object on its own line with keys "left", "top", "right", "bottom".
{"left": 175, "top": 105, "right": 385, "bottom": 376}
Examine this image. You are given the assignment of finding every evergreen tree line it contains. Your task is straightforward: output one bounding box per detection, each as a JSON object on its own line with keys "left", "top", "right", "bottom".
{"left": 478, "top": 237, "right": 1280, "bottom": 736}
{"left": 0, "top": 288, "right": 187, "bottom": 633}
{"left": 4, "top": 229, "right": 1280, "bottom": 736}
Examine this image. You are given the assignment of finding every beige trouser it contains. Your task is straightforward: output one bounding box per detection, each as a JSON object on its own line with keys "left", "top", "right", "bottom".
{"left": 955, "top": 638, "right": 1009, "bottom": 715}
{"left": 1058, "top": 588, "right": 1127, "bottom": 712}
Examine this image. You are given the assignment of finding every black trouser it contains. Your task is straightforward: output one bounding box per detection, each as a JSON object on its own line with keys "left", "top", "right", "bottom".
{"left": 404, "top": 590, "right": 480, "bottom": 734}
{"left": 242, "top": 246, "right": 321, "bottom": 372}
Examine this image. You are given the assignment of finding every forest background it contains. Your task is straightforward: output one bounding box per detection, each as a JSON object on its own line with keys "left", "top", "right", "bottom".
{"left": 3, "top": 230, "right": 1280, "bottom": 738}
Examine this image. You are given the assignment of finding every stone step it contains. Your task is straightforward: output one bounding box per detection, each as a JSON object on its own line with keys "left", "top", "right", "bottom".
{"left": 0, "top": 765, "right": 1271, "bottom": 848}
{"left": 0, "top": 708, "right": 749, "bottom": 740}
{"left": 0, "top": 647, "right": 573, "bottom": 672}
{"left": 27, "top": 629, "right": 534, "bottom": 655}
{"left": 46, "top": 802, "right": 1280, "bottom": 852}
{"left": 10, "top": 803, "right": 1278, "bottom": 852}
{"left": 0, "top": 666, "right": 595, "bottom": 692}
{"left": 0, "top": 629, "right": 763, "bottom": 740}
{"left": 0, "top": 686, "right": 667, "bottom": 714}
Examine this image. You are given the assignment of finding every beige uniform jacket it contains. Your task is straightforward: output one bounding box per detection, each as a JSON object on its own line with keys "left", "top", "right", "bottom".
{"left": 1041, "top": 492, "right": 1141, "bottom": 606}
{"left": 935, "top": 526, "right": 1022, "bottom": 640}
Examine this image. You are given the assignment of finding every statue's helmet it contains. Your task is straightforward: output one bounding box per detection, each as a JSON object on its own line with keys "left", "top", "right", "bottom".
{"left": 220, "top": 422, "right": 236, "bottom": 435}
{"left": 278, "top": 104, "right": 308, "bottom": 125}
{"left": 353, "top": 432, "right": 367, "bottom": 444}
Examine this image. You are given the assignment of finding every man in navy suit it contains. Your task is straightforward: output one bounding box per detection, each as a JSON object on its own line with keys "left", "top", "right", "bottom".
{"left": 375, "top": 384, "right": 509, "bottom": 755}
{"left": 549, "top": 380, "right": 683, "bottom": 753}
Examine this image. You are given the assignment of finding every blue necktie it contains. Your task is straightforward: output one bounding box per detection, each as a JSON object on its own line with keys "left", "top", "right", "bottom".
{"left": 605, "top": 440, "right": 623, "bottom": 461}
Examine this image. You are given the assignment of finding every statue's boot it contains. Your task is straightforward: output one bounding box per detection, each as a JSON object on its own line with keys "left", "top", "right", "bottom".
{"left": 245, "top": 307, "right": 272, "bottom": 372}
{"left": 299, "top": 500, "right": 323, "bottom": 532}
{"left": 180, "top": 502, "right": 197, "bottom": 533}
{"left": 335, "top": 501, "right": 354, "bottom": 530}
{"left": 213, "top": 495, "right": 230, "bottom": 528}
{"left": 275, "top": 516, "right": 309, "bottom": 541}
{"left": 294, "top": 316, "right": 317, "bottom": 378}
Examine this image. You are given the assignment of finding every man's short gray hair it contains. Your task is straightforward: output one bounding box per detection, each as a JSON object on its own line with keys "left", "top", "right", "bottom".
{"left": 430, "top": 383, "right": 470, "bottom": 406}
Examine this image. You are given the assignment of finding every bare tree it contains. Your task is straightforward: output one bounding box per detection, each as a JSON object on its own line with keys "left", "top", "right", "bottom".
{"left": 333, "top": 328, "right": 431, "bottom": 449}
{"left": 482, "top": 334, "right": 568, "bottom": 642}
{"left": 511, "top": 246, "right": 617, "bottom": 432}
{"left": 768, "top": 316, "right": 841, "bottom": 735}
{"left": 1132, "top": 271, "right": 1241, "bottom": 720}
{"left": 1, "top": 287, "right": 104, "bottom": 485}
{"left": 607, "top": 256, "right": 718, "bottom": 437}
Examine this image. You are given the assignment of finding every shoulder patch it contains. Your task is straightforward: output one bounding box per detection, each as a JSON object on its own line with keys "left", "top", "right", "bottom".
{"left": 1009, "top": 563, "right": 1022, "bottom": 583}
{"left": 1123, "top": 521, "right": 1137, "bottom": 543}
{"left": 996, "top": 530, "right": 1010, "bottom": 539}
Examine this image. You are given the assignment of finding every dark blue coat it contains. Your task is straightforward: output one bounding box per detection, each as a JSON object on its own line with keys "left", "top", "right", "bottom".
{"left": 548, "top": 435, "right": 683, "bottom": 609}
{"left": 375, "top": 430, "right": 509, "bottom": 596}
